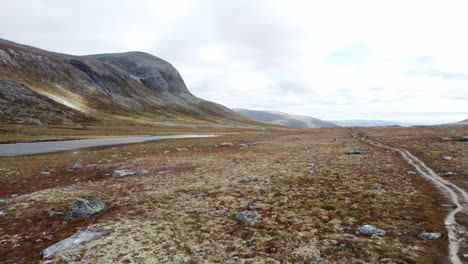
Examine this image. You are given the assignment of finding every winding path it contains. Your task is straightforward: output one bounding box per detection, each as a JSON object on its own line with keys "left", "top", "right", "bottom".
{"left": 351, "top": 132, "right": 467, "bottom": 264}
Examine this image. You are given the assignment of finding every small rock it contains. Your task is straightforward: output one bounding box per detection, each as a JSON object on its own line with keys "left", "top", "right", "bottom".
{"left": 59, "top": 253, "right": 81, "bottom": 262}
{"left": 135, "top": 169, "right": 149, "bottom": 175}
{"left": 347, "top": 148, "right": 367, "bottom": 155}
{"left": 236, "top": 210, "right": 261, "bottom": 226}
{"left": 247, "top": 205, "right": 258, "bottom": 210}
{"left": 39, "top": 171, "right": 51, "bottom": 176}
{"left": 41, "top": 228, "right": 110, "bottom": 259}
{"left": 71, "top": 164, "right": 83, "bottom": 170}
{"left": 441, "top": 137, "right": 452, "bottom": 141}
{"left": 357, "top": 225, "right": 385, "bottom": 236}
{"left": 460, "top": 135, "right": 468, "bottom": 142}
{"left": 176, "top": 148, "right": 188, "bottom": 152}
{"left": 195, "top": 193, "right": 208, "bottom": 199}
{"left": 69, "top": 198, "right": 107, "bottom": 218}
{"left": 442, "top": 156, "right": 453, "bottom": 161}
{"left": 418, "top": 232, "right": 442, "bottom": 240}
{"left": 240, "top": 177, "right": 258, "bottom": 183}
{"left": 112, "top": 170, "right": 135, "bottom": 178}
{"left": 239, "top": 144, "right": 248, "bottom": 148}
{"left": 72, "top": 152, "right": 79, "bottom": 155}
{"left": 220, "top": 143, "right": 234, "bottom": 147}
{"left": 0, "top": 199, "right": 6, "bottom": 205}
{"left": 0, "top": 210, "right": 6, "bottom": 217}
{"left": 371, "top": 185, "right": 382, "bottom": 191}
{"left": 195, "top": 251, "right": 207, "bottom": 257}
{"left": 49, "top": 211, "right": 65, "bottom": 217}
{"left": 407, "top": 171, "right": 417, "bottom": 175}
{"left": 445, "top": 172, "right": 457, "bottom": 177}
{"left": 164, "top": 150, "right": 170, "bottom": 154}
{"left": 243, "top": 140, "right": 257, "bottom": 146}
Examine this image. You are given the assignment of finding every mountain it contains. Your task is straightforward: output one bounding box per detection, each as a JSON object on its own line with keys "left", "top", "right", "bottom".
{"left": 331, "top": 119, "right": 414, "bottom": 127}
{"left": 234, "top": 109, "right": 337, "bottom": 128}
{"left": 440, "top": 118, "right": 468, "bottom": 126}
{"left": 0, "top": 39, "right": 261, "bottom": 127}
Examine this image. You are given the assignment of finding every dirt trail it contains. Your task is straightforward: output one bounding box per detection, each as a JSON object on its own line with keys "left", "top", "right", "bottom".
{"left": 352, "top": 132, "right": 467, "bottom": 264}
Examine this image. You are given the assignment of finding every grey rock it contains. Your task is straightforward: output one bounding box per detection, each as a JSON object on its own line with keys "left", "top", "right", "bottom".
{"left": 175, "top": 148, "right": 188, "bottom": 152}
{"left": 220, "top": 143, "right": 234, "bottom": 147}
{"left": 195, "top": 251, "right": 207, "bottom": 257}
{"left": 236, "top": 210, "right": 261, "bottom": 226}
{"left": 41, "top": 228, "right": 110, "bottom": 259}
{"left": 239, "top": 144, "right": 248, "bottom": 148}
{"left": 460, "top": 135, "right": 468, "bottom": 142}
{"left": 0, "top": 199, "right": 6, "bottom": 205}
{"left": 371, "top": 185, "right": 382, "bottom": 191}
{"left": 442, "top": 156, "right": 453, "bottom": 161}
{"left": 69, "top": 198, "right": 107, "bottom": 218}
{"left": 240, "top": 177, "right": 258, "bottom": 183}
{"left": 357, "top": 225, "right": 385, "bottom": 236}
{"left": 49, "top": 211, "right": 65, "bottom": 217}
{"left": 347, "top": 148, "right": 367, "bottom": 155}
{"left": 135, "top": 169, "right": 149, "bottom": 175}
{"left": 40, "top": 171, "right": 51, "bottom": 176}
{"left": 59, "top": 253, "right": 81, "bottom": 262}
{"left": 445, "top": 172, "right": 457, "bottom": 177}
{"left": 247, "top": 205, "right": 258, "bottom": 210}
{"left": 418, "top": 232, "right": 442, "bottom": 240}
{"left": 0, "top": 210, "right": 6, "bottom": 217}
{"left": 112, "top": 170, "right": 135, "bottom": 178}
{"left": 71, "top": 164, "right": 83, "bottom": 170}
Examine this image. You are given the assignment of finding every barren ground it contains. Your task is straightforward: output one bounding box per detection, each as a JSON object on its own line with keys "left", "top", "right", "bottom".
{"left": 0, "top": 126, "right": 464, "bottom": 263}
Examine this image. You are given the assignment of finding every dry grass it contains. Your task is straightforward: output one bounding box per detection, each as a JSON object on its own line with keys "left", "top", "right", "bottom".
{"left": 0, "top": 128, "right": 453, "bottom": 263}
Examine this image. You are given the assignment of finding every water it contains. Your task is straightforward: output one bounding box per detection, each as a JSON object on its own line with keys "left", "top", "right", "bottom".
{"left": 0, "top": 134, "right": 216, "bottom": 157}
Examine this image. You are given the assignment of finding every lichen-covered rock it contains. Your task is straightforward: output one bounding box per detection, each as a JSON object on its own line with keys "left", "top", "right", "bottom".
{"left": 418, "top": 232, "right": 442, "bottom": 240}
{"left": 460, "top": 135, "right": 468, "bottom": 142}
{"left": 357, "top": 225, "right": 385, "bottom": 236}
{"left": 59, "top": 253, "right": 82, "bottom": 262}
{"left": 69, "top": 198, "right": 107, "bottom": 218}
{"left": 112, "top": 170, "right": 135, "bottom": 178}
{"left": 41, "top": 228, "right": 110, "bottom": 259}
{"left": 236, "top": 210, "right": 261, "bottom": 226}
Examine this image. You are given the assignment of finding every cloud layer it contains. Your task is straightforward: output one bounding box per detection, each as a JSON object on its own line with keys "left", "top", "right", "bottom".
{"left": 1, "top": 0, "right": 467, "bottom": 123}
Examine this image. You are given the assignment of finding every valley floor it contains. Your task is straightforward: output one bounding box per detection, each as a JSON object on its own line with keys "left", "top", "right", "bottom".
{"left": 0, "top": 126, "right": 466, "bottom": 263}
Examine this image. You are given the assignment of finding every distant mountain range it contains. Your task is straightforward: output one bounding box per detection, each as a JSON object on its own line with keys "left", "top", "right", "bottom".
{"left": 331, "top": 119, "right": 415, "bottom": 127}
{"left": 440, "top": 119, "right": 468, "bottom": 126}
{"left": 0, "top": 38, "right": 264, "bottom": 127}
{"left": 234, "top": 109, "right": 337, "bottom": 128}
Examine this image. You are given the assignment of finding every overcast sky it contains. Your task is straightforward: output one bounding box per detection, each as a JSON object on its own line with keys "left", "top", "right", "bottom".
{"left": 1, "top": 0, "right": 467, "bottom": 124}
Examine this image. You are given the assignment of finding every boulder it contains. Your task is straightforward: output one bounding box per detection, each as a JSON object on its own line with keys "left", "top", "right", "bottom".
{"left": 357, "top": 225, "right": 385, "bottom": 236}
{"left": 418, "top": 232, "right": 442, "bottom": 240}
{"left": 69, "top": 198, "right": 107, "bottom": 218}
{"left": 460, "top": 135, "right": 468, "bottom": 142}
{"left": 236, "top": 210, "right": 261, "bottom": 226}
{"left": 347, "top": 148, "right": 367, "bottom": 155}
{"left": 41, "top": 228, "right": 110, "bottom": 259}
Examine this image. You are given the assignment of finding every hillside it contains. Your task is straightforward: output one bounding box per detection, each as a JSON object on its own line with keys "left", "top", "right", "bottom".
{"left": 0, "top": 39, "right": 262, "bottom": 127}
{"left": 234, "top": 109, "right": 337, "bottom": 128}
{"left": 331, "top": 119, "right": 414, "bottom": 127}
{"left": 441, "top": 118, "right": 468, "bottom": 126}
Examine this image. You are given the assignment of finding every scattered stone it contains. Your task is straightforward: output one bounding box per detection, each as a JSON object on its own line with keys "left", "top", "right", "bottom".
{"left": 0, "top": 210, "right": 6, "bottom": 217}
{"left": 112, "top": 170, "right": 135, "bottom": 178}
{"left": 240, "top": 177, "right": 258, "bottom": 183}
{"left": 59, "top": 253, "right": 82, "bottom": 262}
{"left": 164, "top": 150, "right": 170, "bottom": 154}
{"left": 39, "top": 171, "right": 51, "bottom": 176}
{"left": 347, "top": 148, "right": 367, "bottom": 155}
{"left": 239, "top": 144, "right": 248, "bottom": 148}
{"left": 49, "top": 211, "right": 65, "bottom": 217}
{"left": 407, "top": 170, "right": 417, "bottom": 175}
{"left": 444, "top": 172, "right": 457, "bottom": 177}
{"left": 195, "top": 192, "right": 208, "bottom": 199}
{"left": 220, "top": 143, "right": 234, "bottom": 147}
{"left": 418, "top": 232, "right": 442, "bottom": 240}
{"left": 441, "top": 137, "right": 452, "bottom": 141}
{"left": 357, "top": 225, "right": 385, "bottom": 236}
{"left": 72, "top": 152, "right": 79, "bottom": 155}
{"left": 243, "top": 140, "right": 257, "bottom": 146}
{"left": 69, "top": 198, "right": 107, "bottom": 218}
{"left": 460, "top": 135, "right": 468, "bottom": 142}
{"left": 442, "top": 156, "right": 453, "bottom": 161}
{"left": 71, "top": 163, "right": 83, "bottom": 170}
{"left": 0, "top": 199, "right": 6, "bottom": 205}
{"left": 195, "top": 251, "right": 207, "bottom": 257}
{"left": 236, "top": 210, "right": 261, "bottom": 226}
{"left": 371, "top": 185, "right": 382, "bottom": 191}
{"left": 176, "top": 148, "right": 188, "bottom": 152}
{"left": 41, "top": 228, "right": 110, "bottom": 259}
{"left": 247, "top": 205, "right": 258, "bottom": 210}
{"left": 306, "top": 164, "right": 315, "bottom": 173}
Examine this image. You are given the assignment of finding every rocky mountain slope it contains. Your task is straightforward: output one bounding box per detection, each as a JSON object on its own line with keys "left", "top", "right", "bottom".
{"left": 0, "top": 39, "right": 261, "bottom": 126}
{"left": 441, "top": 118, "right": 468, "bottom": 126}
{"left": 234, "top": 109, "right": 337, "bottom": 128}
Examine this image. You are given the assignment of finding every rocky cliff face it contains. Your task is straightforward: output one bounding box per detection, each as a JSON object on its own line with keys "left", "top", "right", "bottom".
{"left": 0, "top": 39, "right": 256, "bottom": 126}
